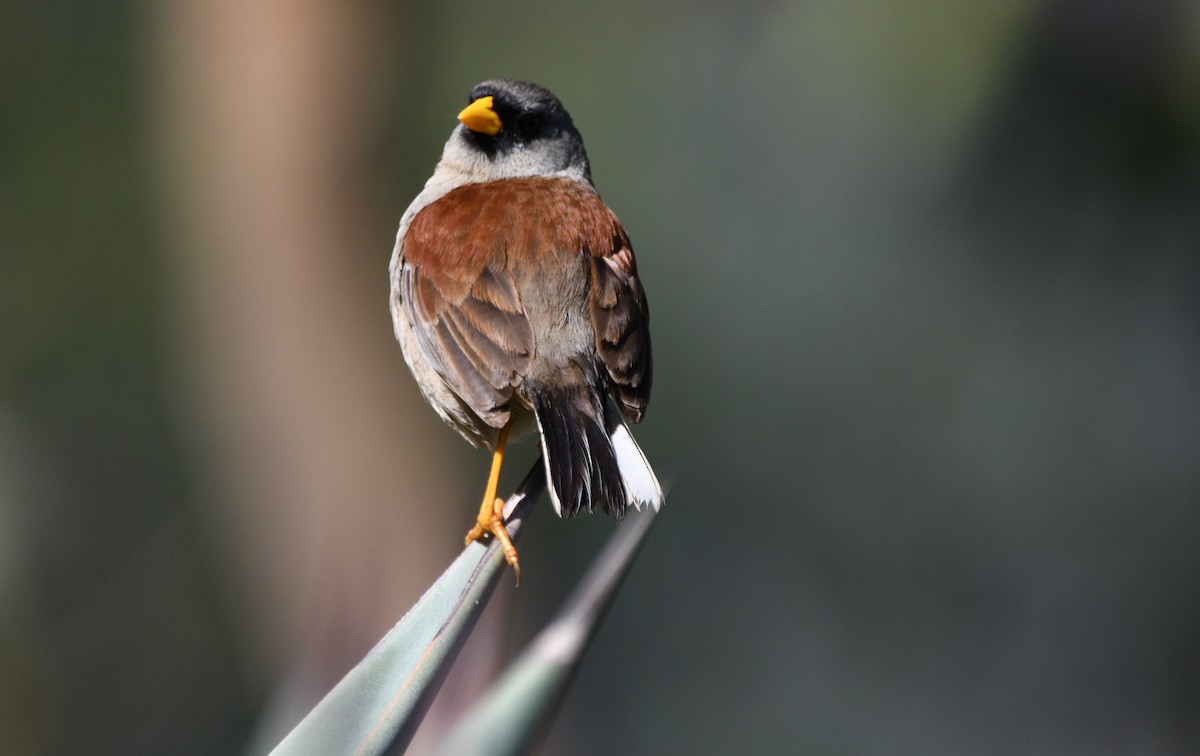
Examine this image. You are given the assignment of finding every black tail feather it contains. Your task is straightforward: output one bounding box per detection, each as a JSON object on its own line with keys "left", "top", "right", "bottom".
{"left": 529, "top": 383, "right": 627, "bottom": 519}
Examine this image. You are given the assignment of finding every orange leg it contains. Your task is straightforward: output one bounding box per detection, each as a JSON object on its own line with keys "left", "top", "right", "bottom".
{"left": 464, "top": 422, "right": 520, "bottom": 585}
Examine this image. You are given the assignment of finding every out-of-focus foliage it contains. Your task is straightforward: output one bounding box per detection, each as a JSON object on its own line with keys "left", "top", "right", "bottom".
{"left": 4, "top": 1, "right": 1200, "bottom": 754}
{"left": 1, "top": 2, "right": 244, "bottom": 754}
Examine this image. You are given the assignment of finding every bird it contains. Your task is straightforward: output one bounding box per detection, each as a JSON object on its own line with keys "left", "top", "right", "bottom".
{"left": 389, "top": 79, "right": 662, "bottom": 583}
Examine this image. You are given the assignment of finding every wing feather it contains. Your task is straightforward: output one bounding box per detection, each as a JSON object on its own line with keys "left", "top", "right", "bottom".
{"left": 588, "top": 235, "right": 652, "bottom": 423}
{"left": 400, "top": 249, "right": 532, "bottom": 427}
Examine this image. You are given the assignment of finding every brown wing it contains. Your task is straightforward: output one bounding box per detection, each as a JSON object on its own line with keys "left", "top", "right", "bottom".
{"left": 400, "top": 192, "right": 534, "bottom": 427}
{"left": 588, "top": 227, "right": 652, "bottom": 423}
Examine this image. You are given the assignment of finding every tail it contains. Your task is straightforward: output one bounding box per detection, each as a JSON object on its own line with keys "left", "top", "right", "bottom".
{"left": 529, "top": 384, "right": 664, "bottom": 519}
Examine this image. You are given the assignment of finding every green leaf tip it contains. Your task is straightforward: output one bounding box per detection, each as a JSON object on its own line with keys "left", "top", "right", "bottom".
{"left": 269, "top": 463, "right": 545, "bottom": 756}
{"left": 435, "top": 503, "right": 661, "bottom": 756}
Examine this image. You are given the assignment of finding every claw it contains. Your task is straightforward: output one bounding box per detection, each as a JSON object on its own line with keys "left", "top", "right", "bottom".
{"left": 489, "top": 497, "right": 521, "bottom": 586}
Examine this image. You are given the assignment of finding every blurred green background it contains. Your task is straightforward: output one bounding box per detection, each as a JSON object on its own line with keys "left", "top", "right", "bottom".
{"left": 4, "top": 1, "right": 1200, "bottom": 753}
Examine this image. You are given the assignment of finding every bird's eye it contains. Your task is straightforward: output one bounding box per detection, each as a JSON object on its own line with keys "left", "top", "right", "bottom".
{"left": 515, "top": 113, "right": 542, "bottom": 139}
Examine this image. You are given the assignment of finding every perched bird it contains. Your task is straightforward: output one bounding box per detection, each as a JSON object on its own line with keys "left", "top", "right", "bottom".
{"left": 389, "top": 79, "right": 662, "bottom": 582}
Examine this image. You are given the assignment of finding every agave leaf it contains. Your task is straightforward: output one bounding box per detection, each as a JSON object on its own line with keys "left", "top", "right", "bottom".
{"left": 270, "top": 463, "right": 545, "bottom": 756}
{"left": 435, "top": 503, "right": 661, "bottom": 756}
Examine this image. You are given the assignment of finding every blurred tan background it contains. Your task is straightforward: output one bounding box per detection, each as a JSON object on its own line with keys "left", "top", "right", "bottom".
{"left": 3, "top": 1, "right": 1200, "bottom": 753}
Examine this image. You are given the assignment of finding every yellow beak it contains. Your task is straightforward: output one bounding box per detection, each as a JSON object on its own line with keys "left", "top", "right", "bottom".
{"left": 457, "top": 96, "right": 502, "bottom": 136}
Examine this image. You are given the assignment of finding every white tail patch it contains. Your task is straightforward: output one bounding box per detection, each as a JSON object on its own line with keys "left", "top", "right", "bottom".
{"left": 532, "top": 410, "right": 565, "bottom": 517}
{"left": 610, "top": 418, "right": 664, "bottom": 512}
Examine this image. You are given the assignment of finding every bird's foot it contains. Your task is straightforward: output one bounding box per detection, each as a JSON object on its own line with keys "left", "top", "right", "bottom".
{"left": 465, "top": 495, "right": 521, "bottom": 586}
